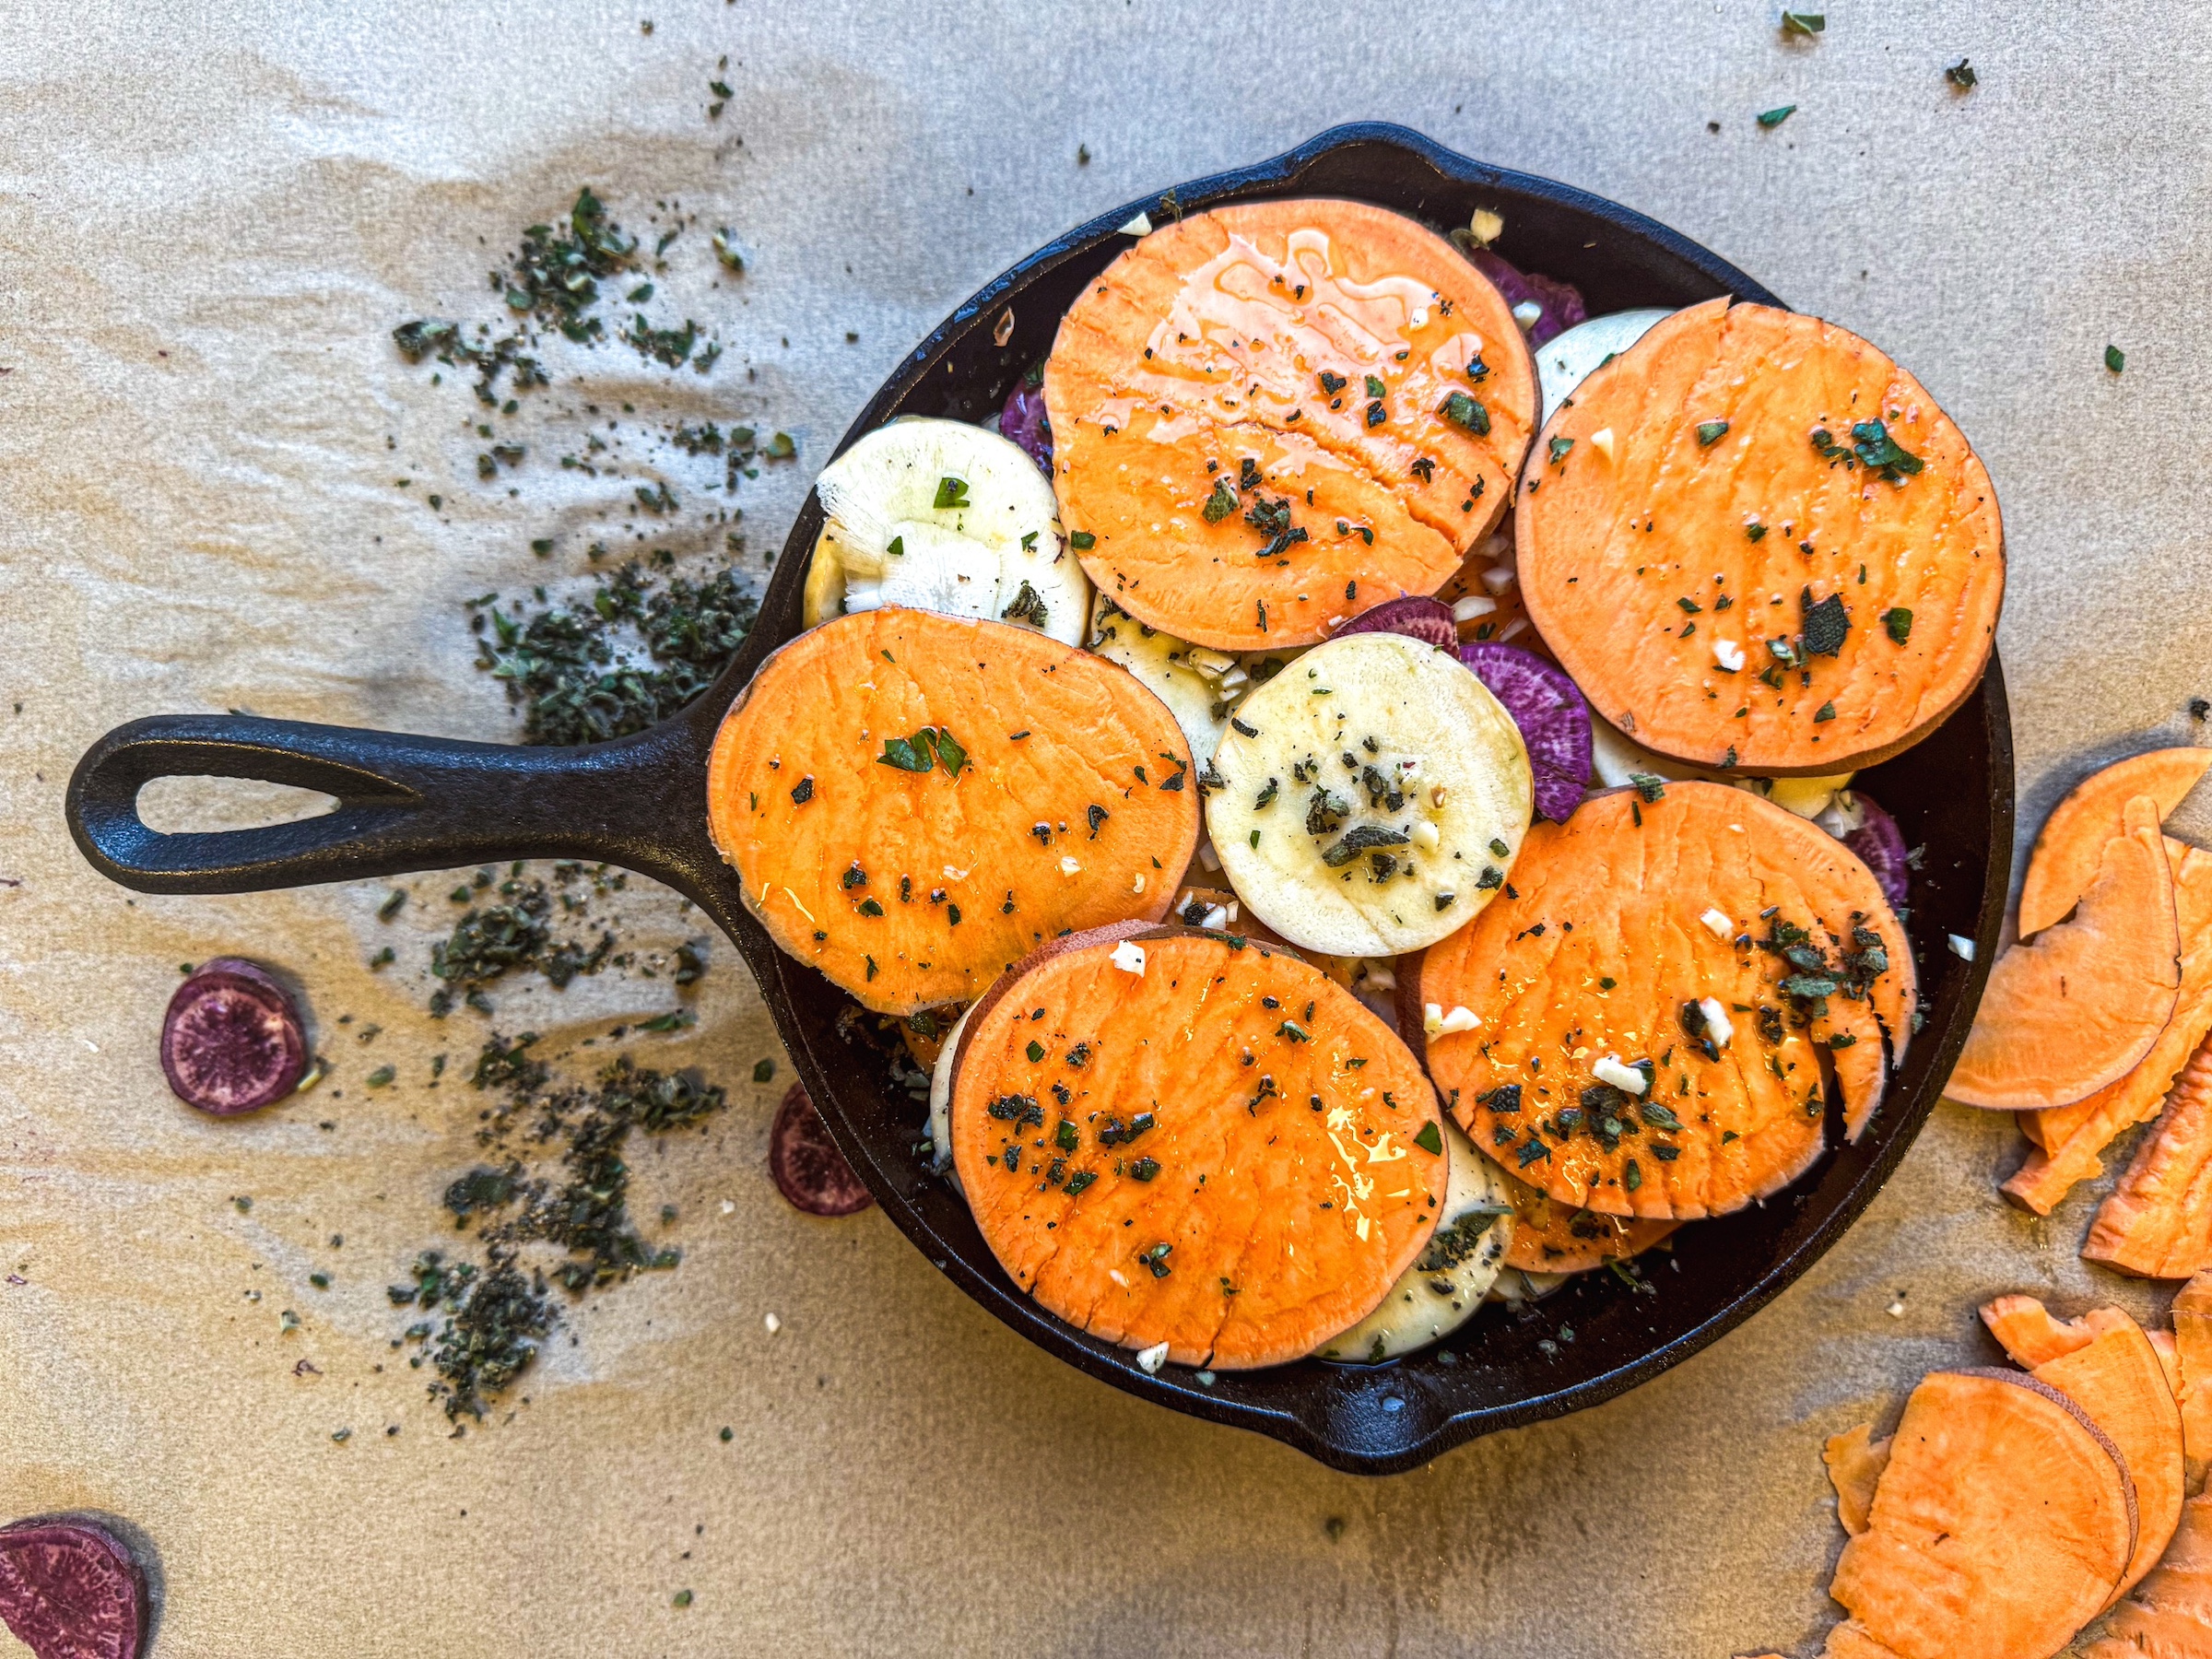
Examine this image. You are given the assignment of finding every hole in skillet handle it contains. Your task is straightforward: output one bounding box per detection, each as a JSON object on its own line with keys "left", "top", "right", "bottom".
{"left": 749, "top": 122, "right": 2013, "bottom": 1476}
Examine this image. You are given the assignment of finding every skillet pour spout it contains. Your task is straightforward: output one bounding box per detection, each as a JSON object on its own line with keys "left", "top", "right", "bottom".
{"left": 64, "top": 123, "right": 2010, "bottom": 1474}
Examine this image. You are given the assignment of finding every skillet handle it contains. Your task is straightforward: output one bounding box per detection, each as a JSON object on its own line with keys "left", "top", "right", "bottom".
{"left": 66, "top": 712, "right": 715, "bottom": 896}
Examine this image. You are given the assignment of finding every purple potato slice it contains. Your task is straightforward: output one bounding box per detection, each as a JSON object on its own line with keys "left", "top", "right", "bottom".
{"left": 1464, "top": 249, "right": 1589, "bottom": 347}
{"left": 1457, "top": 643, "right": 1594, "bottom": 823}
{"left": 0, "top": 1518, "right": 148, "bottom": 1659}
{"left": 999, "top": 377, "right": 1051, "bottom": 473}
{"left": 159, "top": 958, "right": 307, "bottom": 1117}
{"left": 1333, "top": 595, "right": 1456, "bottom": 651}
{"left": 769, "top": 1082, "right": 874, "bottom": 1217}
{"left": 1842, "top": 793, "right": 1912, "bottom": 909}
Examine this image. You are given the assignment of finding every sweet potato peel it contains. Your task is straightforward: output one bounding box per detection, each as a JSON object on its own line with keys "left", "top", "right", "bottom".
{"left": 1829, "top": 1369, "right": 2136, "bottom": 1659}
{"left": 1948, "top": 796, "right": 2182, "bottom": 1112}
{"left": 1044, "top": 198, "right": 1537, "bottom": 650}
{"left": 706, "top": 608, "right": 1198, "bottom": 1015}
{"left": 1979, "top": 1298, "right": 2184, "bottom": 1601}
{"left": 1422, "top": 782, "right": 1915, "bottom": 1220}
{"left": 948, "top": 924, "right": 1447, "bottom": 1369}
{"left": 2006, "top": 841, "right": 2212, "bottom": 1212}
{"left": 2084, "top": 1493, "right": 2212, "bottom": 1659}
{"left": 1515, "top": 297, "right": 2004, "bottom": 775}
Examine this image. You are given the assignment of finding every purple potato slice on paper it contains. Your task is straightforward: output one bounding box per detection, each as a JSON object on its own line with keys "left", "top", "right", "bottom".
{"left": 1000, "top": 376, "right": 1052, "bottom": 473}
{"left": 1842, "top": 793, "right": 1911, "bottom": 910}
{"left": 1465, "top": 249, "right": 1589, "bottom": 347}
{"left": 0, "top": 1518, "right": 148, "bottom": 1659}
{"left": 1457, "top": 643, "right": 1594, "bottom": 823}
{"left": 1333, "top": 595, "right": 1456, "bottom": 651}
{"left": 769, "top": 1082, "right": 874, "bottom": 1217}
{"left": 159, "top": 958, "right": 307, "bottom": 1117}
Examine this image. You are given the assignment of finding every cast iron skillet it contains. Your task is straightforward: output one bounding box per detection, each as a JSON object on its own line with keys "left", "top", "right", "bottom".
{"left": 66, "top": 124, "right": 2009, "bottom": 1475}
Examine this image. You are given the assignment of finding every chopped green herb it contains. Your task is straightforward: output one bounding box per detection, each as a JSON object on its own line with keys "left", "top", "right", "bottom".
{"left": 2106, "top": 344, "right": 2125, "bottom": 373}
{"left": 1758, "top": 105, "right": 1797, "bottom": 127}
{"left": 1849, "top": 418, "right": 1924, "bottom": 482}
{"left": 1439, "top": 391, "right": 1490, "bottom": 435}
{"left": 1547, "top": 436, "right": 1574, "bottom": 464}
{"left": 1800, "top": 587, "right": 1850, "bottom": 657}
{"left": 1696, "top": 419, "right": 1730, "bottom": 446}
{"left": 1946, "top": 57, "right": 1976, "bottom": 89}
{"left": 932, "top": 476, "right": 971, "bottom": 510}
{"left": 1000, "top": 581, "right": 1050, "bottom": 629}
{"left": 1780, "top": 10, "right": 1823, "bottom": 34}
{"left": 1883, "top": 607, "right": 1913, "bottom": 644}
{"left": 1413, "top": 1122, "right": 1443, "bottom": 1156}
{"left": 1069, "top": 531, "right": 1095, "bottom": 550}
{"left": 877, "top": 731, "right": 937, "bottom": 772}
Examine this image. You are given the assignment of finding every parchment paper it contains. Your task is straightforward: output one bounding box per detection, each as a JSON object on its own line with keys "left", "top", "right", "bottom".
{"left": 4, "top": 2, "right": 2210, "bottom": 1653}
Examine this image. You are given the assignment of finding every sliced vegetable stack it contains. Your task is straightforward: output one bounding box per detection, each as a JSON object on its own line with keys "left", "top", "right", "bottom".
{"left": 1044, "top": 198, "right": 1537, "bottom": 650}
{"left": 735, "top": 200, "right": 2005, "bottom": 1375}
{"left": 1516, "top": 296, "right": 2005, "bottom": 774}
{"left": 1420, "top": 782, "right": 1915, "bottom": 1219}
{"left": 1949, "top": 794, "right": 2180, "bottom": 1111}
{"left": 947, "top": 923, "right": 1447, "bottom": 1369}
{"left": 1970, "top": 744, "right": 2212, "bottom": 1284}
{"left": 1759, "top": 1281, "right": 2212, "bottom": 1659}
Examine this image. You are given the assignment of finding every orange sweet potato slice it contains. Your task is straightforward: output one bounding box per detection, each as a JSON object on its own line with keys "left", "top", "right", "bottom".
{"left": 1948, "top": 796, "right": 2181, "bottom": 1111}
{"left": 1830, "top": 1368, "right": 2136, "bottom": 1659}
{"left": 1826, "top": 1422, "right": 1894, "bottom": 1537}
{"left": 1043, "top": 198, "right": 1537, "bottom": 651}
{"left": 1496, "top": 1165, "right": 1679, "bottom": 1272}
{"left": 2006, "top": 841, "right": 2212, "bottom": 1211}
{"left": 1514, "top": 297, "right": 2004, "bottom": 775}
{"left": 1421, "top": 782, "right": 1915, "bottom": 1219}
{"left": 947, "top": 924, "right": 1446, "bottom": 1369}
{"left": 2084, "top": 1034, "right": 2212, "bottom": 1279}
{"left": 2174, "top": 1272, "right": 2212, "bottom": 1488}
{"left": 2018, "top": 748, "right": 2212, "bottom": 937}
{"left": 1981, "top": 1299, "right": 2184, "bottom": 1601}
{"left": 2082, "top": 1492, "right": 2212, "bottom": 1659}
{"left": 1979, "top": 1294, "right": 2136, "bottom": 1367}
{"left": 1818, "top": 1624, "right": 1907, "bottom": 1659}
{"left": 705, "top": 608, "right": 1198, "bottom": 1015}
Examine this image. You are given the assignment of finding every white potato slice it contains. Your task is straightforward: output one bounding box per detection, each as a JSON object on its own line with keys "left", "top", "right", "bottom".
{"left": 1587, "top": 717, "right": 1730, "bottom": 791}
{"left": 1534, "top": 308, "right": 1676, "bottom": 421}
{"left": 1488, "top": 1267, "right": 1570, "bottom": 1305}
{"left": 927, "top": 1004, "right": 976, "bottom": 1191}
{"left": 1207, "top": 632, "right": 1532, "bottom": 957}
{"left": 1086, "top": 593, "right": 1229, "bottom": 763}
{"left": 1315, "top": 1115, "right": 1514, "bottom": 1361}
{"left": 800, "top": 417, "right": 1088, "bottom": 642}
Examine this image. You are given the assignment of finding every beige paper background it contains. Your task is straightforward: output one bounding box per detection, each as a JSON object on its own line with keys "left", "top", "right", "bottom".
{"left": 4, "top": 1, "right": 2209, "bottom": 1653}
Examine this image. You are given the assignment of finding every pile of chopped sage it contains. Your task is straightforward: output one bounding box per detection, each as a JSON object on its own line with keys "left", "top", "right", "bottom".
{"left": 389, "top": 1033, "right": 733, "bottom": 1420}
{"left": 465, "top": 560, "right": 758, "bottom": 747}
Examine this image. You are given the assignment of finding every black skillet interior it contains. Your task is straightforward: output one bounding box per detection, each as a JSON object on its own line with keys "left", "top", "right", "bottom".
{"left": 66, "top": 124, "right": 2009, "bottom": 1475}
